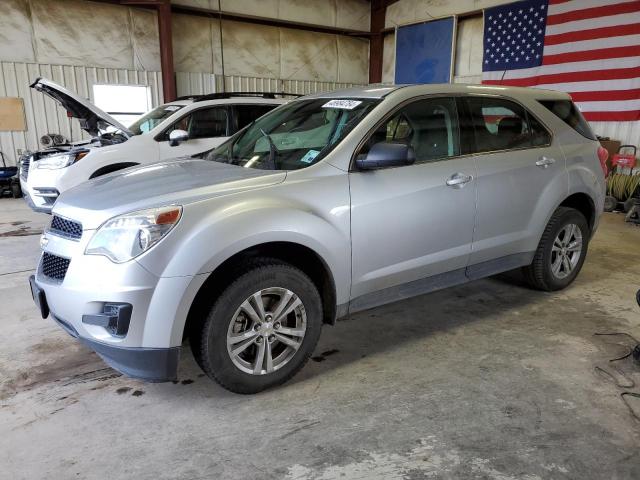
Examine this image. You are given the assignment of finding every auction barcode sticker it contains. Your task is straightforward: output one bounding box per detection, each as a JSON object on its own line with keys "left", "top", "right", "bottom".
{"left": 322, "top": 100, "right": 362, "bottom": 110}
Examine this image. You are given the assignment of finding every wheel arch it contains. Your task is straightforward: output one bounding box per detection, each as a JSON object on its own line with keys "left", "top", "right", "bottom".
{"left": 558, "top": 192, "right": 596, "bottom": 232}
{"left": 182, "top": 241, "right": 339, "bottom": 343}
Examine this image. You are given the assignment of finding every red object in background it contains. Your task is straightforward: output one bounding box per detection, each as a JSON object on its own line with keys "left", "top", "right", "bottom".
{"left": 611, "top": 145, "right": 637, "bottom": 170}
{"left": 597, "top": 146, "right": 609, "bottom": 176}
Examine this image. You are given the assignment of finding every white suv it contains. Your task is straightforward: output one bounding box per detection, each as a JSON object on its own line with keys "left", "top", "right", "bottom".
{"left": 21, "top": 78, "right": 286, "bottom": 213}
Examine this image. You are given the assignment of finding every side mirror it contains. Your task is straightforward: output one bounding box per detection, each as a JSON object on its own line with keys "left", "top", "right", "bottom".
{"left": 355, "top": 142, "right": 416, "bottom": 170}
{"left": 169, "top": 129, "right": 189, "bottom": 147}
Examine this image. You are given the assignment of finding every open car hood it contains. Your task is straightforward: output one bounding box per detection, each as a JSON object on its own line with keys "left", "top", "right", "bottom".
{"left": 30, "top": 77, "right": 132, "bottom": 138}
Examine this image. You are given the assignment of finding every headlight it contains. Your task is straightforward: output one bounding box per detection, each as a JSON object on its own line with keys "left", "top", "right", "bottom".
{"left": 36, "top": 151, "right": 88, "bottom": 170}
{"left": 85, "top": 206, "right": 182, "bottom": 263}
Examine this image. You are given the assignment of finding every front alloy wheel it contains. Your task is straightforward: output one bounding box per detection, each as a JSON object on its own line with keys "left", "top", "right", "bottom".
{"left": 226, "top": 288, "right": 307, "bottom": 375}
{"left": 195, "top": 260, "right": 322, "bottom": 394}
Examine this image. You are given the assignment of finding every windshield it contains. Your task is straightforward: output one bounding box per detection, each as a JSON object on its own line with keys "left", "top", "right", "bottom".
{"left": 128, "top": 104, "right": 185, "bottom": 135}
{"left": 205, "top": 98, "right": 380, "bottom": 170}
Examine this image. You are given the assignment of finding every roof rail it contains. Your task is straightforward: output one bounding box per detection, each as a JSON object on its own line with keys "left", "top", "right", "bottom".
{"left": 191, "top": 91, "right": 303, "bottom": 102}
{"left": 173, "top": 95, "right": 203, "bottom": 101}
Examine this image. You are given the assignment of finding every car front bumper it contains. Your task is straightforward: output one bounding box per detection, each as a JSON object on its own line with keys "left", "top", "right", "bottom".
{"left": 20, "top": 172, "right": 60, "bottom": 214}
{"left": 30, "top": 230, "right": 197, "bottom": 381}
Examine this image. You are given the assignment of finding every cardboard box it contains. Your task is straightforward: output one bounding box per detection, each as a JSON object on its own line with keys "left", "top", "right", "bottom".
{"left": 599, "top": 139, "right": 621, "bottom": 170}
{"left": 0, "top": 97, "right": 26, "bottom": 131}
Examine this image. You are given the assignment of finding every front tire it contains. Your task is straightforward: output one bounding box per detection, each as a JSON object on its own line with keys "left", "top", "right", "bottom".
{"left": 194, "top": 261, "right": 323, "bottom": 394}
{"left": 523, "top": 207, "right": 590, "bottom": 291}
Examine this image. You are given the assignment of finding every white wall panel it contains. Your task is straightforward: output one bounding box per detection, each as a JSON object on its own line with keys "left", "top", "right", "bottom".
{"left": 454, "top": 15, "right": 484, "bottom": 80}
{"left": 590, "top": 122, "right": 640, "bottom": 149}
{"left": 172, "top": 0, "right": 371, "bottom": 31}
{"left": 171, "top": 15, "right": 369, "bottom": 84}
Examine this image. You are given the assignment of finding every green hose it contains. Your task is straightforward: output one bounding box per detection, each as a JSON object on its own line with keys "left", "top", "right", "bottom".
{"left": 607, "top": 172, "right": 640, "bottom": 201}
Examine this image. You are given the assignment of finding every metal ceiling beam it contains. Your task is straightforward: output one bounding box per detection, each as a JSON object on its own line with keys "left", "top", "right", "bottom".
{"left": 92, "top": 0, "right": 371, "bottom": 38}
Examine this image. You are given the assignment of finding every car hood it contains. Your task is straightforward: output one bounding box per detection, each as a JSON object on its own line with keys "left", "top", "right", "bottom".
{"left": 30, "top": 77, "right": 132, "bottom": 138}
{"left": 53, "top": 159, "right": 287, "bottom": 229}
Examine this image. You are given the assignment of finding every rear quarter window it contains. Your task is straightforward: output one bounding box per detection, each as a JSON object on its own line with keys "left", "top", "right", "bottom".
{"left": 538, "top": 100, "right": 596, "bottom": 141}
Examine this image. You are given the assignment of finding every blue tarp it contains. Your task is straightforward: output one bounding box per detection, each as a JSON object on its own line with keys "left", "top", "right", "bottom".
{"left": 395, "top": 17, "right": 454, "bottom": 84}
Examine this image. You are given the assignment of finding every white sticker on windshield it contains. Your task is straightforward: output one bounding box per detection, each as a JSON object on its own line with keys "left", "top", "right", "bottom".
{"left": 300, "top": 149, "right": 320, "bottom": 164}
{"left": 164, "top": 106, "right": 181, "bottom": 111}
{"left": 322, "top": 99, "right": 362, "bottom": 110}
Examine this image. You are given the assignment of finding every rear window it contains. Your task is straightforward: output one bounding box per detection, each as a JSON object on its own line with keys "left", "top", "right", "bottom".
{"left": 234, "top": 104, "right": 277, "bottom": 132}
{"left": 538, "top": 100, "right": 596, "bottom": 140}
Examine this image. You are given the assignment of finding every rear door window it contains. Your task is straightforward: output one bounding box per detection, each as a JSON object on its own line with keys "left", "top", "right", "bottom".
{"left": 233, "top": 104, "right": 278, "bottom": 132}
{"left": 461, "top": 97, "right": 551, "bottom": 153}
{"left": 538, "top": 100, "right": 596, "bottom": 140}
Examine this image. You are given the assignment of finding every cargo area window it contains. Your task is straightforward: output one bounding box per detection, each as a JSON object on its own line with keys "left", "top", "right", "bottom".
{"left": 538, "top": 100, "right": 596, "bottom": 141}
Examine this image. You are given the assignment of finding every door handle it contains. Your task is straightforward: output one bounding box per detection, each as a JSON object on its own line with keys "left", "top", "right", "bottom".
{"left": 446, "top": 173, "right": 473, "bottom": 188}
{"left": 536, "top": 156, "right": 556, "bottom": 168}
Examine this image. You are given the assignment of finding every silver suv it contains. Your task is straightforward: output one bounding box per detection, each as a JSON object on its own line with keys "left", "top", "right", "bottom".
{"left": 30, "top": 85, "right": 606, "bottom": 393}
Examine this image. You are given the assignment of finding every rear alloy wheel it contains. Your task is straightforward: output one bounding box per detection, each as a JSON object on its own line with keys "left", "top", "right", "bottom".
{"left": 196, "top": 261, "right": 322, "bottom": 394}
{"left": 550, "top": 223, "right": 583, "bottom": 280}
{"left": 523, "top": 207, "right": 590, "bottom": 291}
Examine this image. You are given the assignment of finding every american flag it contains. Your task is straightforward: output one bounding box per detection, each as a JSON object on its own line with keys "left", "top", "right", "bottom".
{"left": 482, "top": 0, "right": 640, "bottom": 122}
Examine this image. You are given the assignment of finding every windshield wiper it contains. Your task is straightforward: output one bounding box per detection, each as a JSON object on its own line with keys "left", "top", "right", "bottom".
{"left": 259, "top": 128, "right": 279, "bottom": 170}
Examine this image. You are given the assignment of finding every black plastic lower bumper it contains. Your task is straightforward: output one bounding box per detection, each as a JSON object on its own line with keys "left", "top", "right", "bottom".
{"left": 30, "top": 275, "right": 180, "bottom": 382}
{"left": 79, "top": 337, "right": 180, "bottom": 382}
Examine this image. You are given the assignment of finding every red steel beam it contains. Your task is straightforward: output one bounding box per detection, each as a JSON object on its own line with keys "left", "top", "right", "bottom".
{"left": 369, "top": 0, "right": 387, "bottom": 84}
{"left": 157, "top": 0, "right": 176, "bottom": 102}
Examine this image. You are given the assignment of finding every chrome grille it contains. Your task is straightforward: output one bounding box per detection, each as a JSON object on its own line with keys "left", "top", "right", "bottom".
{"left": 50, "top": 216, "right": 83, "bottom": 240}
{"left": 41, "top": 252, "right": 70, "bottom": 281}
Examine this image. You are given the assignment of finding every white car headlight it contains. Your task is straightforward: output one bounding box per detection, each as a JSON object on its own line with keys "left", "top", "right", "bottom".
{"left": 36, "top": 151, "right": 88, "bottom": 170}
{"left": 85, "top": 206, "right": 182, "bottom": 263}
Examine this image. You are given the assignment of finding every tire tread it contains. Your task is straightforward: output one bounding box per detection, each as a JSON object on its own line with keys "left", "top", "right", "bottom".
{"left": 523, "top": 206, "right": 587, "bottom": 291}
{"left": 195, "top": 259, "right": 321, "bottom": 394}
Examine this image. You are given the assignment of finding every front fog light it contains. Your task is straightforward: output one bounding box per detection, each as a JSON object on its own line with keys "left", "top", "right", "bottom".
{"left": 85, "top": 205, "right": 182, "bottom": 263}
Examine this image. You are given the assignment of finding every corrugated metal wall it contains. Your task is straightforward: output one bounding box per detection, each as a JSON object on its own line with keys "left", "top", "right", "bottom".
{"left": 590, "top": 122, "right": 640, "bottom": 147}
{"left": 175, "top": 72, "right": 360, "bottom": 97}
{"left": 0, "top": 61, "right": 163, "bottom": 166}
{"left": 0, "top": 62, "right": 362, "bottom": 167}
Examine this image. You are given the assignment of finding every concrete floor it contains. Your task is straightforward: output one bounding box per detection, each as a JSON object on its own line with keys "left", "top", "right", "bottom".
{"left": 1, "top": 198, "right": 640, "bottom": 480}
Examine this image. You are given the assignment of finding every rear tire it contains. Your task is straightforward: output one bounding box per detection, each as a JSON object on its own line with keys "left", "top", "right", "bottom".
{"left": 194, "top": 260, "right": 323, "bottom": 394}
{"left": 523, "top": 207, "right": 589, "bottom": 291}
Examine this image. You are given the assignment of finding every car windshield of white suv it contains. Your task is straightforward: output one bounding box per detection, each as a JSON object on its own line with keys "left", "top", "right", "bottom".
{"left": 128, "top": 104, "right": 185, "bottom": 135}
{"left": 206, "top": 98, "right": 380, "bottom": 170}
